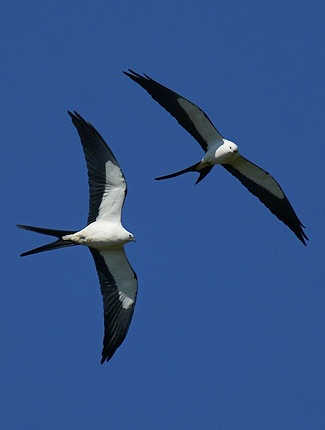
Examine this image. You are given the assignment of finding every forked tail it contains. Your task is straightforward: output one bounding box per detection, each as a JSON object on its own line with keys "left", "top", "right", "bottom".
{"left": 155, "top": 162, "right": 213, "bottom": 184}
{"left": 17, "top": 225, "right": 77, "bottom": 257}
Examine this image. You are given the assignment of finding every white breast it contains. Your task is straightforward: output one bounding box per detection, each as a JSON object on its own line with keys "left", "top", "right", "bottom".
{"left": 203, "top": 140, "right": 239, "bottom": 165}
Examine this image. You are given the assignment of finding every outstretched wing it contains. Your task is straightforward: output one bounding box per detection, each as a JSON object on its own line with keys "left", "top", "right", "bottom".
{"left": 222, "top": 155, "right": 308, "bottom": 245}
{"left": 69, "top": 111, "right": 127, "bottom": 225}
{"left": 124, "top": 70, "right": 224, "bottom": 152}
{"left": 90, "top": 248, "right": 138, "bottom": 363}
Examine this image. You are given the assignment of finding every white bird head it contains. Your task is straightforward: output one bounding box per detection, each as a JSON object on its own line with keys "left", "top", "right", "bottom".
{"left": 224, "top": 140, "right": 239, "bottom": 154}
{"left": 128, "top": 232, "right": 136, "bottom": 242}
{"left": 204, "top": 140, "right": 239, "bottom": 165}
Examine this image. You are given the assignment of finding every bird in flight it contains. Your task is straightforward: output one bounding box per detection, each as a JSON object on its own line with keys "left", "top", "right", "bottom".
{"left": 124, "top": 70, "right": 308, "bottom": 246}
{"left": 18, "top": 112, "right": 137, "bottom": 363}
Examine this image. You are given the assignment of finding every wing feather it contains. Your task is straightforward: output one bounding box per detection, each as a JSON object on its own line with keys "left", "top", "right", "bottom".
{"left": 222, "top": 155, "right": 308, "bottom": 245}
{"left": 124, "top": 70, "right": 223, "bottom": 151}
{"left": 69, "top": 111, "right": 127, "bottom": 224}
{"left": 90, "top": 248, "right": 138, "bottom": 363}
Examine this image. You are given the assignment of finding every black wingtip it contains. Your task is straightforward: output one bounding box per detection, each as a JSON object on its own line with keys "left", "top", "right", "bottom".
{"left": 123, "top": 69, "right": 140, "bottom": 79}
{"left": 68, "top": 110, "right": 84, "bottom": 123}
{"left": 101, "top": 351, "right": 114, "bottom": 364}
{"left": 68, "top": 110, "right": 79, "bottom": 119}
{"left": 123, "top": 69, "right": 154, "bottom": 83}
{"left": 299, "top": 231, "right": 309, "bottom": 246}
{"left": 292, "top": 215, "right": 309, "bottom": 246}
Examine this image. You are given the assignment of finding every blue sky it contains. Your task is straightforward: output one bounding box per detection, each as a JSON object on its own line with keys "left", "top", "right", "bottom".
{"left": 2, "top": 0, "right": 324, "bottom": 428}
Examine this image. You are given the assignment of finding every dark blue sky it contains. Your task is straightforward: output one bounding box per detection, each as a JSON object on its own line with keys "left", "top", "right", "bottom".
{"left": 2, "top": 1, "right": 324, "bottom": 429}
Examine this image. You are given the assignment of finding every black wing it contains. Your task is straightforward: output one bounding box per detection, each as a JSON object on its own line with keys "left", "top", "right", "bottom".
{"left": 222, "top": 155, "right": 308, "bottom": 245}
{"left": 90, "top": 248, "right": 138, "bottom": 363}
{"left": 68, "top": 111, "right": 127, "bottom": 225}
{"left": 124, "top": 70, "right": 224, "bottom": 152}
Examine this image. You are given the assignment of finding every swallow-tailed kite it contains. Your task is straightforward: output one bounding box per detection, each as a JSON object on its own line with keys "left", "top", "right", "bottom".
{"left": 18, "top": 112, "right": 137, "bottom": 363}
{"left": 124, "top": 70, "right": 308, "bottom": 245}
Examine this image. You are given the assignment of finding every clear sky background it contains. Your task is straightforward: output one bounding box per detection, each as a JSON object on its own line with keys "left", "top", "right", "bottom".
{"left": 2, "top": 1, "right": 324, "bottom": 429}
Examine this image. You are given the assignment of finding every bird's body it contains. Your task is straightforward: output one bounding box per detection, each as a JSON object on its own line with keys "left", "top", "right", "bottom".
{"left": 18, "top": 112, "right": 137, "bottom": 363}
{"left": 62, "top": 220, "right": 133, "bottom": 249}
{"left": 201, "top": 139, "right": 239, "bottom": 166}
{"left": 124, "top": 70, "right": 308, "bottom": 245}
